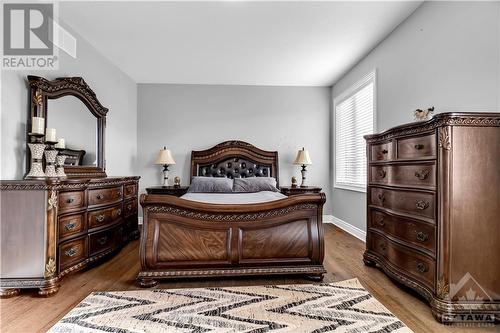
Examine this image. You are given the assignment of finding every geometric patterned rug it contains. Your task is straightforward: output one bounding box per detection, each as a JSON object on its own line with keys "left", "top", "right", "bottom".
{"left": 48, "top": 278, "right": 412, "bottom": 332}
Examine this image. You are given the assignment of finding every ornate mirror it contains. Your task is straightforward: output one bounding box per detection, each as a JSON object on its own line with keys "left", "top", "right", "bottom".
{"left": 27, "top": 76, "right": 107, "bottom": 178}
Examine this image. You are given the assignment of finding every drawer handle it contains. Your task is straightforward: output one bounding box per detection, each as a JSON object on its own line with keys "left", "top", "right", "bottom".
{"left": 116, "top": 208, "right": 122, "bottom": 216}
{"left": 64, "top": 222, "right": 76, "bottom": 231}
{"left": 127, "top": 204, "right": 132, "bottom": 210}
{"left": 416, "top": 262, "right": 428, "bottom": 273}
{"left": 377, "top": 193, "right": 385, "bottom": 204}
{"left": 415, "top": 170, "right": 430, "bottom": 180}
{"left": 65, "top": 247, "right": 77, "bottom": 257}
{"left": 377, "top": 169, "right": 387, "bottom": 179}
{"left": 415, "top": 200, "right": 429, "bottom": 210}
{"left": 379, "top": 243, "right": 387, "bottom": 251}
{"left": 96, "top": 214, "right": 106, "bottom": 223}
{"left": 381, "top": 149, "right": 388, "bottom": 154}
{"left": 96, "top": 194, "right": 103, "bottom": 200}
{"left": 97, "top": 236, "right": 108, "bottom": 245}
{"left": 376, "top": 217, "right": 385, "bottom": 226}
{"left": 414, "top": 144, "right": 425, "bottom": 150}
{"left": 416, "top": 232, "right": 429, "bottom": 242}
{"left": 66, "top": 197, "right": 75, "bottom": 204}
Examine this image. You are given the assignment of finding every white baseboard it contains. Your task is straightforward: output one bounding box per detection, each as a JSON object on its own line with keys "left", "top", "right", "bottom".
{"left": 323, "top": 214, "right": 366, "bottom": 242}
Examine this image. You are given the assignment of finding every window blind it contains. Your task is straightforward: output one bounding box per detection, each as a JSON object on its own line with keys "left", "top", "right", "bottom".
{"left": 334, "top": 72, "right": 375, "bottom": 191}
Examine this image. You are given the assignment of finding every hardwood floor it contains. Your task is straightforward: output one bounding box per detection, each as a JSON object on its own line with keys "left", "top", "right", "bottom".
{"left": 1, "top": 224, "right": 497, "bottom": 332}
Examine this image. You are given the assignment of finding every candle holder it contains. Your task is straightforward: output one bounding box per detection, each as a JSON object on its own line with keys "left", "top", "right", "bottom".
{"left": 25, "top": 134, "right": 46, "bottom": 179}
{"left": 55, "top": 149, "right": 67, "bottom": 178}
{"left": 44, "top": 141, "right": 59, "bottom": 178}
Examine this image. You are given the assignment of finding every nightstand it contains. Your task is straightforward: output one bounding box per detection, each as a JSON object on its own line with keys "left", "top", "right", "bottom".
{"left": 280, "top": 186, "right": 322, "bottom": 196}
{"left": 145, "top": 186, "right": 189, "bottom": 197}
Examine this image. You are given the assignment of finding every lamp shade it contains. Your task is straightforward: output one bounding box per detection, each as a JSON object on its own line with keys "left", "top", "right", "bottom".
{"left": 154, "top": 147, "right": 176, "bottom": 165}
{"left": 293, "top": 147, "right": 312, "bottom": 165}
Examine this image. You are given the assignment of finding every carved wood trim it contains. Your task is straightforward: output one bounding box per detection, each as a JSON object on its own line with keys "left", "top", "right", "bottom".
{"left": 364, "top": 112, "right": 500, "bottom": 144}
{"left": 438, "top": 127, "right": 451, "bottom": 150}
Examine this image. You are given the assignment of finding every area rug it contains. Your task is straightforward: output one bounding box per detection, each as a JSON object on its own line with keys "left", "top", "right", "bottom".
{"left": 49, "top": 278, "right": 412, "bottom": 332}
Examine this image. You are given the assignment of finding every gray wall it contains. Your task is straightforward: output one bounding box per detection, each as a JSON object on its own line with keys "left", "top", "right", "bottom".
{"left": 1, "top": 23, "right": 137, "bottom": 179}
{"left": 137, "top": 84, "right": 332, "bottom": 213}
{"left": 331, "top": 1, "right": 500, "bottom": 231}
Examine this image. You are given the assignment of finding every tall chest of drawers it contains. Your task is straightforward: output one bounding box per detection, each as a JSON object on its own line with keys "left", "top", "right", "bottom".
{"left": 0, "top": 176, "right": 139, "bottom": 297}
{"left": 364, "top": 112, "right": 500, "bottom": 322}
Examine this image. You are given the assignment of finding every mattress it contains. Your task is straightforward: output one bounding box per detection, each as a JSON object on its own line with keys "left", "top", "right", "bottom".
{"left": 180, "top": 191, "right": 287, "bottom": 204}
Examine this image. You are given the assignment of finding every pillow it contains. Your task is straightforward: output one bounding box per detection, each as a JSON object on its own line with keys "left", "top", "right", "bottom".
{"left": 188, "top": 177, "right": 234, "bottom": 193}
{"left": 233, "top": 177, "right": 279, "bottom": 193}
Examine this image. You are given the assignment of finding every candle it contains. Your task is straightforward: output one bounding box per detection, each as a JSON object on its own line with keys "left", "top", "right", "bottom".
{"left": 55, "top": 138, "right": 65, "bottom": 149}
{"left": 31, "top": 117, "right": 45, "bottom": 134}
{"left": 45, "top": 128, "right": 56, "bottom": 142}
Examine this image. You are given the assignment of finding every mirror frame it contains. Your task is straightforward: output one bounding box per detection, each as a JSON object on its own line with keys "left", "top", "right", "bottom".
{"left": 27, "top": 75, "right": 107, "bottom": 178}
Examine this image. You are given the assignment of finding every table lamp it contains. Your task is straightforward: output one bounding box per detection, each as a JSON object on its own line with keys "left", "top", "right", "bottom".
{"left": 155, "top": 146, "right": 176, "bottom": 186}
{"left": 293, "top": 147, "right": 312, "bottom": 187}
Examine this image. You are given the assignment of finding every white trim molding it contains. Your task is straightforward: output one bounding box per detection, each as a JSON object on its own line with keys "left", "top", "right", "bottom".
{"left": 323, "top": 215, "right": 366, "bottom": 242}
{"left": 138, "top": 216, "right": 143, "bottom": 225}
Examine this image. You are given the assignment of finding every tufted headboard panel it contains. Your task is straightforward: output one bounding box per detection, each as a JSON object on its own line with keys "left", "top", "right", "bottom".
{"left": 191, "top": 141, "right": 279, "bottom": 185}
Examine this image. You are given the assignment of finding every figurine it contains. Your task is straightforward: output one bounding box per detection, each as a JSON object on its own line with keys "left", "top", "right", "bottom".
{"left": 414, "top": 106, "right": 435, "bottom": 121}
{"left": 174, "top": 176, "right": 181, "bottom": 187}
{"left": 291, "top": 176, "right": 298, "bottom": 187}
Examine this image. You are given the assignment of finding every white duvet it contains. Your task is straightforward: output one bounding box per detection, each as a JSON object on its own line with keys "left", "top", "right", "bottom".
{"left": 180, "top": 191, "right": 287, "bottom": 204}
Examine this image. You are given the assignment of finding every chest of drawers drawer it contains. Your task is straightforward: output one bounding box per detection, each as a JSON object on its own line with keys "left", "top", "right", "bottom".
{"left": 123, "top": 199, "right": 138, "bottom": 218}
{"left": 58, "top": 213, "right": 86, "bottom": 241}
{"left": 370, "top": 142, "right": 392, "bottom": 162}
{"left": 124, "top": 184, "right": 137, "bottom": 199}
{"left": 58, "top": 191, "right": 85, "bottom": 213}
{"left": 59, "top": 236, "right": 88, "bottom": 271}
{"left": 369, "top": 162, "right": 436, "bottom": 189}
{"left": 88, "top": 204, "right": 122, "bottom": 229}
{"left": 396, "top": 133, "right": 436, "bottom": 160}
{"left": 369, "top": 187, "right": 435, "bottom": 220}
{"left": 89, "top": 226, "right": 121, "bottom": 256}
{"left": 88, "top": 186, "right": 123, "bottom": 207}
{"left": 369, "top": 232, "right": 435, "bottom": 289}
{"left": 369, "top": 208, "right": 436, "bottom": 254}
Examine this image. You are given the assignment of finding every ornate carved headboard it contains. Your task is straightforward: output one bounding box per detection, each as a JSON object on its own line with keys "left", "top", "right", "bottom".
{"left": 191, "top": 141, "right": 279, "bottom": 185}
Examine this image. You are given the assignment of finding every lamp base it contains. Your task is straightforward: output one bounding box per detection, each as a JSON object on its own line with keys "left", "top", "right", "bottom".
{"left": 300, "top": 165, "right": 307, "bottom": 187}
{"left": 161, "top": 165, "right": 169, "bottom": 186}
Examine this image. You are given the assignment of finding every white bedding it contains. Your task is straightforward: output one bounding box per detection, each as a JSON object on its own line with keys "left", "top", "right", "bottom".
{"left": 180, "top": 191, "right": 287, "bottom": 204}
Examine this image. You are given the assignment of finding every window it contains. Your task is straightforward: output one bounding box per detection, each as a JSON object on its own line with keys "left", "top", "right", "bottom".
{"left": 334, "top": 70, "right": 376, "bottom": 192}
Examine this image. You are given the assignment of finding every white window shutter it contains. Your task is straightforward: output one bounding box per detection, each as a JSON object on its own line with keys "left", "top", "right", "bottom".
{"left": 334, "top": 71, "right": 376, "bottom": 192}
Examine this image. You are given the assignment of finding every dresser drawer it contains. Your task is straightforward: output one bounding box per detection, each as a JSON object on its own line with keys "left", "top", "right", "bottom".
{"left": 59, "top": 236, "right": 88, "bottom": 271}
{"left": 369, "top": 162, "right": 436, "bottom": 189}
{"left": 123, "top": 198, "right": 138, "bottom": 217}
{"left": 370, "top": 187, "right": 435, "bottom": 220}
{"left": 58, "top": 213, "right": 86, "bottom": 240}
{"left": 369, "top": 208, "right": 436, "bottom": 254}
{"left": 89, "top": 226, "right": 120, "bottom": 256}
{"left": 88, "top": 204, "right": 122, "bottom": 229}
{"left": 88, "top": 186, "right": 123, "bottom": 207}
{"left": 369, "top": 232, "right": 435, "bottom": 289}
{"left": 370, "top": 142, "right": 392, "bottom": 162}
{"left": 397, "top": 133, "right": 436, "bottom": 160}
{"left": 58, "top": 191, "right": 85, "bottom": 213}
{"left": 124, "top": 184, "right": 137, "bottom": 199}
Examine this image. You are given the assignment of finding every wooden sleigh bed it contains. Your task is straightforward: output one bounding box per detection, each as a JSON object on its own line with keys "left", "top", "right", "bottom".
{"left": 138, "top": 141, "right": 326, "bottom": 287}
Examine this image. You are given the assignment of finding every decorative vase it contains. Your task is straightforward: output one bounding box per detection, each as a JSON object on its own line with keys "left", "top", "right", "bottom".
{"left": 25, "top": 143, "right": 46, "bottom": 179}
{"left": 56, "top": 154, "right": 67, "bottom": 178}
{"left": 44, "top": 149, "right": 58, "bottom": 178}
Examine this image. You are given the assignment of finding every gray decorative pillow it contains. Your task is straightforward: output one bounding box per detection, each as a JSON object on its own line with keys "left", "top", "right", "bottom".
{"left": 188, "top": 177, "right": 234, "bottom": 193}
{"left": 233, "top": 177, "right": 279, "bottom": 193}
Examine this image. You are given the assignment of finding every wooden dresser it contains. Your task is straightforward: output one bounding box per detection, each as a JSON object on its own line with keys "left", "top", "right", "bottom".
{"left": 364, "top": 112, "right": 499, "bottom": 323}
{"left": 0, "top": 176, "right": 139, "bottom": 297}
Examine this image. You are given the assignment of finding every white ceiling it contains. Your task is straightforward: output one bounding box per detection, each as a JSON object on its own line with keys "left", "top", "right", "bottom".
{"left": 60, "top": 1, "right": 422, "bottom": 86}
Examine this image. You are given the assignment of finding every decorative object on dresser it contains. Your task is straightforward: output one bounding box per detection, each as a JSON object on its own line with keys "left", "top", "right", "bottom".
{"left": 413, "top": 106, "right": 435, "bottom": 121}
{"left": 363, "top": 112, "right": 500, "bottom": 322}
{"left": 280, "top": 185, "right": 322, "bottom": 196}
{"left": 145, "top": 185, "right": 189, "bottom": 197}
{"left": 293, "top": 147, "right": 312, "bottom": 187}
{"left": 173, "top": 176, "right": 181, "bottom": 187}
{"left": 291, "top": 176, "right": 298, "bottom": 187}
{"left": 154, "top": 146, "right": 176, "bottom": 186}
{"left": 138, "top": 141, "right": 326, "bottom": 287}
{"left": 0, "top": 75, "right": 140, "bottom": 298}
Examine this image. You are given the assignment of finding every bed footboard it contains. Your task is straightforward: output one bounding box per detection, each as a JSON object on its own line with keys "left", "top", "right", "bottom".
{"left": 138, "top": 193, "right": 326, "bottom": 286}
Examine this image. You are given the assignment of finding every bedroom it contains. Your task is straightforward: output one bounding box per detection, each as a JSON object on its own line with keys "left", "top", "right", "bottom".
{"left": 0, "top": 1, "right": 499, "bottom": 332}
